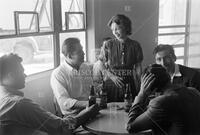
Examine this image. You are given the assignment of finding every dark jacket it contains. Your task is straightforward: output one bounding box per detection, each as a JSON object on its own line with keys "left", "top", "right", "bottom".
{"left": 173, "top": 65, "right": 200, "bottom": 91}
{"left": 127, "top": 86, "right": 200, "bottom": 135}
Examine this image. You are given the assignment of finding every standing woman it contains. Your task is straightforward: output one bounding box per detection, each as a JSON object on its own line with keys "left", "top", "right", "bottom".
{"left": 98, "top": 14, "right": 143, "bottom": 102}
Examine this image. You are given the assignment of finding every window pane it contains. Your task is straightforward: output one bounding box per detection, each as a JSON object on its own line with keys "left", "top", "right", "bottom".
{"left": 65, "top": 12, "right": 84, "bottom": 30}
{"left": 174, "top": 47, "right": 184, "bottom": 57}
{"left": 159, "top": 0, "right": 187, "bottom": 26}
{"left": 159, "top": 27, "right": 185, "bottom": 34}
{"left": 59, "top": 32, "right": 86, "bottom": 63}
{"left": 17, "top": 12, "right": 39, "bottom": 34}
{"left": 61, "top": 0, "right": 85, "bottom": 30}
{"left": 188, "top": 57, "right": 200, "bottom": 68}
{"left": 0, "top": 35, "right": 54, "bottom": 75}
{"left": 176, "top": 59, "right": 184, "bottom": 65}
{"left": 158, "top": 35, "right": 185, "bottom": 45}
{"left": 0, "top": 0, "right": 53, "bottom": 35}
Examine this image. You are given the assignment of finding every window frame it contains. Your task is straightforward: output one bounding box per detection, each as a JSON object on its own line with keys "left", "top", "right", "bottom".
{"left": 0, "top": 0, "right": 87, "bottom": 76}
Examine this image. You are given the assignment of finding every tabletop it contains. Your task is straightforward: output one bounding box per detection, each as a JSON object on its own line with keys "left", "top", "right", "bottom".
{"left": 83, "top": 102, "right": 152, "bottom": 135}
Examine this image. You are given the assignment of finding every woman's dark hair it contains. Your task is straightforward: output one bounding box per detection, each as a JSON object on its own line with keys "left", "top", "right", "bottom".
{"left": 107, "top": 14, "right": 132, "bottom": 35}
{"left": 143, "top": 64, "right": 171, "bottom": 91}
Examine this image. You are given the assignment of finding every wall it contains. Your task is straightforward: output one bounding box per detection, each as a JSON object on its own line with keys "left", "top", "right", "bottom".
{"left": 87, "top": 0, "right": 159, "bottom": 67}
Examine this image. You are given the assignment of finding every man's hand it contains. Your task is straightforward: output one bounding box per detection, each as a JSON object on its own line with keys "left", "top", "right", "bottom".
{"left": 74, "top": 104, "right": 100, "bottom": 128}
{"left": 138, "top": 73, "right": 155, "bottom": 97}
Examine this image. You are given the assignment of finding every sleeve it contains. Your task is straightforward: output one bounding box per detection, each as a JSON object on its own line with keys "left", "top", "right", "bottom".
{"left": 50, "top": 71, "right": 77, "bottom": 112}
{"left": 191, "top": 70, "right": 200, "bottom": 91}
{"left": 16, "top": 98, "right": 76, "bottom": 135}
{"left": 127, "top": 96, "right": 169, "bottom": 133}
{"left": 134, "top": 42, "right": 143, "bottom": 64}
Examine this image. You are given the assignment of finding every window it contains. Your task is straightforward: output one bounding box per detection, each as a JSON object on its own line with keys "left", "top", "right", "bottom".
{"left": 0, "top": 0, "right": 53, "bottom": 35}
{"left": 158, "top": 0, "right": 188, "bottom": 65}
{"left": 158, "top": 0, "right": 200, "bottom": 68}
{"left": 0, "top": 0, "right": 86, "bottom": 75}
{"left": 0, "top": 35, "right": 54, "bottom": 75}
{"left": 61, "top": 0, "right": 85, "bottom": 30}
{"left": 60, "top": 0, "right": 86, "bottom": 62}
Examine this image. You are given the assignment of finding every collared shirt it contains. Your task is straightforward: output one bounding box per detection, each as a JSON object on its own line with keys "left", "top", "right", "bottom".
{"left": 51, "top": 61, "right": 92, "bottom": 115}
{"left": 171, "top": 64, "right": 181, "bottom": 82}
{"left": 0, "top": 87, "right": 76, "bottom": 135}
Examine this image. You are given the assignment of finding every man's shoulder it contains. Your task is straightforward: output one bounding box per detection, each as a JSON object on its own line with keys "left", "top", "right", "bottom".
{"left": 179, "top": 64, "right": 196, "bottom": 73}
{"left": 51, "top": 63, "right": 71, "bottom": 77}
{"left": 5, "top": 95, "right": 34, "bottom": 109}
{"left": 179, "top": 64, "right": 199, "bottom": 77}
{"left": 149, "top": 93, "right": 176, "bottom": 108}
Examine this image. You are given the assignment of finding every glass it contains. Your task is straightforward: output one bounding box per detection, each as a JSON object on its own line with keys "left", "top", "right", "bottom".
{"left": 0, "top": 35, "right": 54, "bottom": 75}
{"left": 0, "top": 0, "right": 53, "bottom": 36}
{"left": 59, "top": 32, "right": 86, "bottom": 63}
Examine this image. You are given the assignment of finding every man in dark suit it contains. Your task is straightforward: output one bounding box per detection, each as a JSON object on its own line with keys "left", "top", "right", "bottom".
{"left": 153, "top": 44, "right": 200, "bottom": 91}
{"left": 127, "top": 64, "right": 200, "bottom": 135}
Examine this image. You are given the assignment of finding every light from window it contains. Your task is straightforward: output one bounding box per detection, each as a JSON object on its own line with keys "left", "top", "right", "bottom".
{"left": 159, "top": 0, "right": 187, "bottom": 26}
{"left": 61, "top": 0, "right": 85, "bottom": 30}
{"left": 0, "top": 0, "right": 53, "bottom": 35}
{"left": 0, "top": 35, "right": 54, "bottom": 75}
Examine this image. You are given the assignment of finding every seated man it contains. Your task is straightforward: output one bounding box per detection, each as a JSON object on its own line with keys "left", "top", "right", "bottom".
{"left": 51, "top": 38, "right": 93, "bottom": 116}
{"left": 127, "top": 64, "right": 200, "bottom": 135}
{"left": 153, "top": 44, "right": 200, "bottom": 91}
{"left": 0, "top": 53, "right": 99, "bottom": 135}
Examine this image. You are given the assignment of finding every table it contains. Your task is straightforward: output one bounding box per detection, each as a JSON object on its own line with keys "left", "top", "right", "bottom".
{"left": 83, "top": 102, "right": 152, "bottom": 135}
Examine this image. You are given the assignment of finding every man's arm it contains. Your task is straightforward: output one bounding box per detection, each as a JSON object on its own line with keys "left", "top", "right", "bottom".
{"left": 73, "top": 104, "right": 100, "bottom": 128}
{"left": 127, "top": 73, "right": 155, "bottom": 133}
{"left": 17, "top": 98, "right": 75, "bottom": 135}
{"left": 71, "top": 101, "right": 88, "bottom": 110}
{"left": 127, "top": 97, "right": 167, "bottom": 134}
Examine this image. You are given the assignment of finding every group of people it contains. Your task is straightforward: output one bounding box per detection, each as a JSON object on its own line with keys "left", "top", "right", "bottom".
{"left": 1, "top": 14, "right": 200, "bottom": 135}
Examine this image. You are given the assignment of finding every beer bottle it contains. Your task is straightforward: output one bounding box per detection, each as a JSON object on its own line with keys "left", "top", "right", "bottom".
{"left": 88, "top": 85, "right": 96, "bottom": 106}
{"left": 99, "top": 81, "right": 107, "bottom": 109}
{"left": 124, "top": 83, "right": 132, "bottom": 112}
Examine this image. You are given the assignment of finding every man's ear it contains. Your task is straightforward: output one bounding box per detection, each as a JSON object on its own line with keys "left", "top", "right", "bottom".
{"left": 1, "top": 72, "right": 13, "bottom": 86}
